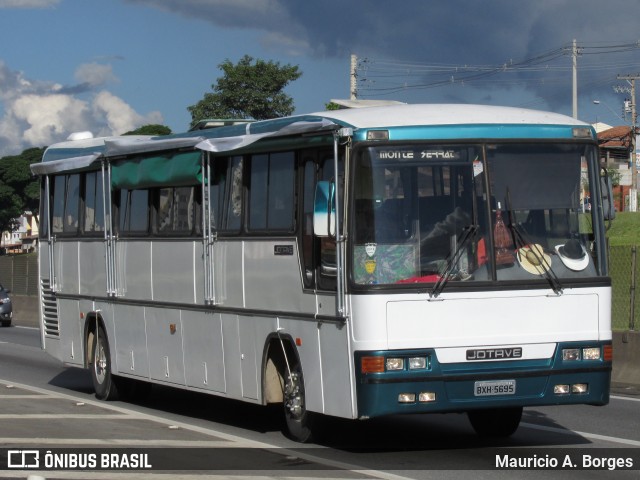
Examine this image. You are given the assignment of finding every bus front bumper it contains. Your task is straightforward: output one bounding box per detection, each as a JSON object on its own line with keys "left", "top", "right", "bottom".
{"left": 355, "top": 342, "right": 612, "bottom": 419}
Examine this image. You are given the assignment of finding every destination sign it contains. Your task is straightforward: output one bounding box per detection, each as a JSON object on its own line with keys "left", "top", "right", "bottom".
{"left": 374, "top": 148, "right": 463, "bottom": 161}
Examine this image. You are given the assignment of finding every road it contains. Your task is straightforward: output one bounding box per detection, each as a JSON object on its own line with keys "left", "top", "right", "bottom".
{"left": 0, "top": 325, "right": 639, "bottom": 479}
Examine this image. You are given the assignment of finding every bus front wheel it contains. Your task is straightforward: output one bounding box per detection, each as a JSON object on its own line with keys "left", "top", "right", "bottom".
{"left": 91, "top": 326, "right": 120, "bottom": 401}
{"left": 467, "top": 406, "right": 523, "bottom": 437}
{"left": 283, "top": 364, "right": 314, "bottom": 443}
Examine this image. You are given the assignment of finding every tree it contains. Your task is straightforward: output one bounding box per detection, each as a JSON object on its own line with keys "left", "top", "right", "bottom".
{"left": 188, "top": 55, "right": 302, "bottom": 127}
{"left": 0, "top": 147, "right": 43, "bottom": 235}
{"left": 325, "top": 102, "right": 342, "bottom": 111}
{"left": 606, "top": 167, "right": 622, "bottom": 187}
{"left": 123, "top": 124, "right": 172, "bottom": 136}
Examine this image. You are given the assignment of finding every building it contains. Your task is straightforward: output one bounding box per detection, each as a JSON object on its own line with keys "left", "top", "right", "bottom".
{"left": 597, "top": 125, "right": 638, "bottom": 211}
{"left": 0, "top": 212, "right": 39, "bottom": 254}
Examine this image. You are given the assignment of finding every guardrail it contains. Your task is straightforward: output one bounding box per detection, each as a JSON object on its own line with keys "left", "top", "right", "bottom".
{"left": 0, "top": 254, "right": 38, "bottom": 296}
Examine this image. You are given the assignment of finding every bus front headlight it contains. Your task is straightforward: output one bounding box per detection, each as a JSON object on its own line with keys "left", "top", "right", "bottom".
{"left": 386, "top": 358, "right": 404, "bottom": 371}
{"left": 562, "top": 348, "right": 580, "bottom": 361}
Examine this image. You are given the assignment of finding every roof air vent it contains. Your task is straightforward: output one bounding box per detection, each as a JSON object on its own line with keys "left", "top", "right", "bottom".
{"left": 66, "top": 131, "right": 94, "bottom": 141}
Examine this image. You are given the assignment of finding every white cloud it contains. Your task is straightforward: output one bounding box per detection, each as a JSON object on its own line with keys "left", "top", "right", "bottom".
{"left": 92, "top": 91, "right": 162, "bottom": 136}
{"left": 75, "top": 63, "right": 118, "bottom": 88}
{"left": 10, "top": 94, "right": 90, "bottom": 145}
{"left": 0, "top": 61, "right": 164, "bottom": 156}
{"left": 0, "top": 60, "right": 38, "bottom": 101}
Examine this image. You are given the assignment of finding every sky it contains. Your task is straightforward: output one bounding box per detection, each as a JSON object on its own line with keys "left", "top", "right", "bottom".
{"left": 1, "top": 0, "right": 640, "bottom": 156}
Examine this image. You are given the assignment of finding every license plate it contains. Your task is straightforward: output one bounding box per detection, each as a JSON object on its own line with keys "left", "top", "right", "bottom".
{"left": 474, "top": 379, "right": 516, "bottom": 396}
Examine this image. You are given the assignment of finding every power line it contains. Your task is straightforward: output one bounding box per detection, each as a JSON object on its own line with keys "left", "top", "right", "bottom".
{"left": 357, "top": 40, "right": 640, "bottom": 97}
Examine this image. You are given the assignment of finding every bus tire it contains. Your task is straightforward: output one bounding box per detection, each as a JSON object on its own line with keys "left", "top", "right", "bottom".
{"left": 467, "top": 406, "right": 523, "bottom": 437}
{"left": 282, "top": 363, "right": 314, "bottom": 443}
{"left": 90, "top": 326, "right": 119, "bottom": 401}
{"left": 118, "top": 378, "right": 152, "bottom": 402}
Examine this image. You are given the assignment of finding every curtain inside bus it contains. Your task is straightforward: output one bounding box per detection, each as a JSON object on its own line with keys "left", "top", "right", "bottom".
{"left": 111, "top": 151, "right": 203, "bottom": 189}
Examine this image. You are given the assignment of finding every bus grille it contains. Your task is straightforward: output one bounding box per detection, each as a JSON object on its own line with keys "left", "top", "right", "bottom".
{"left": 41, "top": 279, "right": 60, "bottom": 336}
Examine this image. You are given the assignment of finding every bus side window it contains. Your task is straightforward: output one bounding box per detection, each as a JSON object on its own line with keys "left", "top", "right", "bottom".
{"left": 316, "top": 153, "right": 344, "bottom": 291}
{"left": 51, "top": 175, "right": 66, "bottom": 234}
{"left": 247, "top": 151, "right": 295, "bottom": 232}
{"left": 118, "top": 189, "right": 149, "bottom": 234}
{"left": 209, "top": 157, "right": 228, "bottom": 232}
{"left": 209, "top": 155, "right": 244, "bottom": 234}
{"left": 63, "top": 174, "right": 80, "bottom": 234}
{"left": 51, "top": 174, "right": 80, "bottom": 235}
{"left": 225, "top": 156, "right": 243, "bottom": 232}
{"left": 301, "top": 158, "right": 316, "bottom": 288}
{"left": 40, "top": 178, "right": 49, "bottom": 239}
{"left": 156, "top": 186, "right": 197, "bottom": 235}
{"left": 83, "top": 171, "right": 105, "bottom": 233}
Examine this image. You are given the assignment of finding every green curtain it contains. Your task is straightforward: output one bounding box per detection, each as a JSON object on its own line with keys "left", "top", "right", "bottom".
{"left": 111, "top": 151, "right": 202, "bottom": 189}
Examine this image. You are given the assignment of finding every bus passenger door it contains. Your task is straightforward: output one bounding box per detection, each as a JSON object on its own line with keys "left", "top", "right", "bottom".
{"left": 301, "top": 153, "right": 344, "bottom": 315}
{"left": 300, "top": 150, "right": 354, "bottom": 419}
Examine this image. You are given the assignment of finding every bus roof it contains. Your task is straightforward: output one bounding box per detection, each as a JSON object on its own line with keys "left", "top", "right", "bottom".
{"left": 32, "top": 104, "right": 593, "bottom": 175}
{"left": 318, "top": 103, "right": 588, "bottom": 129}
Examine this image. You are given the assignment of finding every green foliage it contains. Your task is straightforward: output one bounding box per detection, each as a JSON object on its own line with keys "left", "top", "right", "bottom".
{"left": 606, "top": 211, "right": 640, "bottom": 246}
{"left": 123, "top": 124, "right": 172, "bottom": 136}
{"left": 0, "top": 147, "right": 43, "bottom": 234}
{"left": 325, "top": 102, "right": 342, "bottom": 111}
{"left": 188, "top": 55, "right": 302, "bottom": 127}
{"left": 605, "top": 167, "right": 622, "bottom": 187}
{"left": 609, "top": 244, "right": 639, "bottom": 330}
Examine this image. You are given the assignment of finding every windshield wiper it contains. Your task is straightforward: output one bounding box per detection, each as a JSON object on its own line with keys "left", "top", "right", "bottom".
{"left": 505, "top": 189, "right": 563, "bottom": 295}
{"left": 430, "top": 224, "right": 478, "bottom": 298}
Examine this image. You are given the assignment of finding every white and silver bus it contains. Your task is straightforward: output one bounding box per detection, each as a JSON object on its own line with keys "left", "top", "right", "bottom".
{"left": 32, "top": 104, "right": 613, "bottom": 441}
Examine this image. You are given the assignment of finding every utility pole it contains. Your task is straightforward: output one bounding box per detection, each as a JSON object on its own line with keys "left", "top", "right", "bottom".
{"left": 350, "top": 54, "right": 358, "bottom": 100}
{"left": 618, "top": 74, "right": 639, "bottom": 212}
{"left": 572, "top": 39, "right": 578, "bottom": 119}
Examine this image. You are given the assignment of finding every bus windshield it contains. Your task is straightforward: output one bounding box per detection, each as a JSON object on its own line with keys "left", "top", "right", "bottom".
{"left": 351, "top": 143, "right": 602, "bottom": 286}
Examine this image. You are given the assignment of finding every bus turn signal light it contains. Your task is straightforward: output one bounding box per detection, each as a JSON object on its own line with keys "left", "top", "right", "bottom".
{"left": 361, "top": 356, "right": 385, "bottom": 373}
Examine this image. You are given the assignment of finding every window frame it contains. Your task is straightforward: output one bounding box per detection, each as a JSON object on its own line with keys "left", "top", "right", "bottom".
{"left": 116, "top": 188, "right": 151, "bottom": 236}
{"left": 152, "top": 185, "right": 200, "bottom": 237}
{"left": 82, "top": 171, "right": 106, "bottom": 236}
{"left": 246, "top": 150, "right": 297, "bottom": 234}
{"left": 50, "top": 173, "right": 82, "bottom": 237}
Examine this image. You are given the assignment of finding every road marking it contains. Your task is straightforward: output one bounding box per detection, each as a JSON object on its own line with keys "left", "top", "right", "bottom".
{"left": 611, "top": 394, "right": 640, "bottom": 403}
{"left": 521, "top": 422, "right": 640, "bottom": 446}
{"left": 0, "top": 473, "right": 299, "bottom": 479}
{"left": 0, "top": 378, "right": 416, "bottom": 480}
{"left": 0, "top": 438, "right": 238, "bottom": 447}
{"left": 0, "top": 394, "right": 57, "bottom": 399}
{"left": 0, "top": 414, "right": 134, "bottom": 419}
{"left": 13, "top": 325, "right": 39, "bottom": 330}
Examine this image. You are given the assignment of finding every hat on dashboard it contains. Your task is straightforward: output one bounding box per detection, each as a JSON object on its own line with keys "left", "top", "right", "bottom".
{"left": 517, "top": 244, "right": 551, "bottom": 275}
{"left": 554, "top": 239, "right": 589, "bottom": 271}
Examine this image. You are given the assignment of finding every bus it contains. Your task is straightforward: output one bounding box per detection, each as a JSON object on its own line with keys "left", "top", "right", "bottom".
{"left": 31, "top": 104, "right": 614, "bottom": 442}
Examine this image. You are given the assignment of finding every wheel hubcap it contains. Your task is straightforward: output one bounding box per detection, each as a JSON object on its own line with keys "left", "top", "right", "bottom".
{"left": 284, "top": 372, "right": 304, "bottom": 420}
{"left": 94, "top": 345, "right": 107, "bottom": 384}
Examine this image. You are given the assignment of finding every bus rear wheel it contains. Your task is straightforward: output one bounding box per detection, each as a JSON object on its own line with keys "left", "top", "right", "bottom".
{"left": 91, "top": 326, "right": 120, "bottom": 401}
{"left": 467, "top": 406, "right": 523, "bottom": 437}
{"left": 282, "top": 364, "right": 314, "bottom": 443}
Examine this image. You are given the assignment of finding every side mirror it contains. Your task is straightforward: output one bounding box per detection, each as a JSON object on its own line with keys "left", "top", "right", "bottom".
{"left": 600, "top": 174, "right": 616, "bottom": 221}
{"left": 313, "top": 181, "right": 335, "bottom": 237}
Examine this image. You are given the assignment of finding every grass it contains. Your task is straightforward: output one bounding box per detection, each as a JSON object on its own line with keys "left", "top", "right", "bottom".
{"left": 606, "top": 211, "right": 640, "bottom": 246}
{"left": 605, "top": 212, "right": 640, "bottom": 330}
